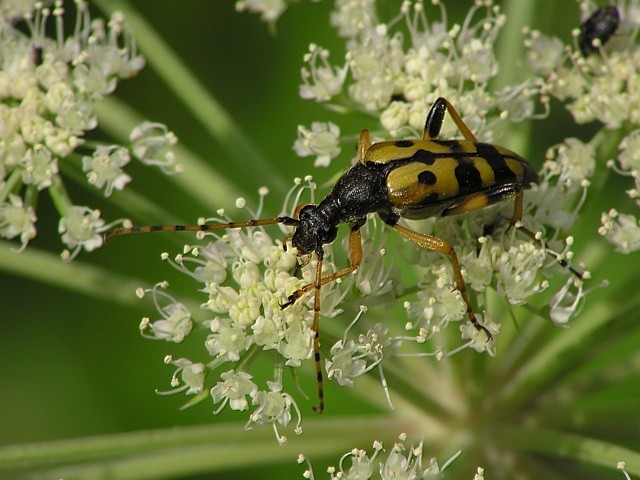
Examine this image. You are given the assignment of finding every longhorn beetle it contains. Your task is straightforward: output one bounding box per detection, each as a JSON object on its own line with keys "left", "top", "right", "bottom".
{"left": 106, "top": 97, "right": 573, "bottom": 413}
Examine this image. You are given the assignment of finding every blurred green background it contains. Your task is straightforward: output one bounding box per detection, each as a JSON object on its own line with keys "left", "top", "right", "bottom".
{"left": 0, "top": 1, "right": 603, "bottom": 478}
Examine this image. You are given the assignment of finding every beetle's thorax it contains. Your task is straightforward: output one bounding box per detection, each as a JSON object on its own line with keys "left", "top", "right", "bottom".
{"left": 291, "top": 163, "right": 392, "bottom": 256}
{"left": 324, "top": 162, "right": 390, "bottom": 221}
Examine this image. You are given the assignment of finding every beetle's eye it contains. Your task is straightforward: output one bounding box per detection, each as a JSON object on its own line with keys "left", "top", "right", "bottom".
{"left": 298, "top": 205, "right": 315, "bottom": 220}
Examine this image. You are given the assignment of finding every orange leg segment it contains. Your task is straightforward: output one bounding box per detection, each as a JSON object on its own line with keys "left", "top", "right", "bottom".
{"left": 357, "top": 129, "right": 372, "bottom": 165}
{"left": 393, "top": 224, "right": 492, "bottom": 340}
{"left": 423, "top": 97, "right": 478, "bottom": 142}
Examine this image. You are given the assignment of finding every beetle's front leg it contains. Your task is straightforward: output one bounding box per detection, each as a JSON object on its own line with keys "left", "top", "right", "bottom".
{"left": 280, "top": 228, "right": 363, "bottom": 309}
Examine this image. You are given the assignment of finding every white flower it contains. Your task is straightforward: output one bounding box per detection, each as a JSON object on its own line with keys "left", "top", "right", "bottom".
{"left": 246, "top": 381, "right": 302, "bottom": 445}
{"left": 129, "top": 121, "right": 180, "bottom": 174}
{"left": 299, "top": 44, "right": 348, "bottom": 102}
{"left": 302, "top": 436, "right": 460, "bottom": 480}
{"left": 20, "top": 145, "right": 58, "bottom": 190}
{"left": 495, "top": 242, "right": 548, "bottom": 305}
{"left": 405, "top": 263, "right": 467, "bottom": 335}
{"left": 211, "top": 370, "right": 258, "bottom": 413}
{"left": 293, "top": 122, "right": 341, "bottom": 167}
{"left": 0, "top": 1, "right": 145, "bottom": 253}
{"left": 618, "top": 129, "right": 640, "bottom": 173}
{"left": 301, "top": 0, "right": 549, "bottom": 143}
{"left": 139, "top": 283, "right": 193, "bottom": 343}
{"left": 599, "top": 209, "right": 640, "bottom": 254}
{"left": 0, "top": 194, "right": 37, "bottom": 251}
{"left": 525, "top": 30, "right": 565, "bottom": 75}
{"left": 159, "top": 358, "right": 205, "bottom": 395}
{"left": 82, "top": 145, "right": 131, "bottom": 196}
{"left": 326, "top": 339, "right": 367, "bottom": 387}
{"left": 58, "top": 206, "right": 107, "bottom": 260}
{"left": 277, "top": 322, "right": 313, "bottom": 367}
{"left": 460, "top": 316, "right": 499, "bottom": 355}
{"left": 533, "top": 1, "right": 640, "bottom": 129}
{"left": 235, "top": 0, "right": 287, "bottom": 24}
{"left": 206, "top": 317, "right": 252, "bottom": 362}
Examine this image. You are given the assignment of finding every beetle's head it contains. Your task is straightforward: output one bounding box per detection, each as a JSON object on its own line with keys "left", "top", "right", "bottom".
{"left": 290, "top": 204, "right": 337, "bottom": 256}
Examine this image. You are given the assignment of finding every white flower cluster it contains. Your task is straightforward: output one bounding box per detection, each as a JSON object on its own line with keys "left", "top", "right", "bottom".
{"left": 295, "top": 0, "right": 550, "bottom": 167}
{"left": 300, "top": 434, "right": 462, "bottom": 480}
{"left": 235, "top": 0, "right": 288, "bottom": 24}
{"left": 289, "top": 1, "right": 589, "bottom": 341}
{"left": 236, "top": 0, "right": 598, "bottom": 407}
{"left": 524, "top": 0, "right": 640, "bottom": 255}
{"left": 138, "top": 183, "right": 352, "bottom": 443}
{"left": 0, "top": 1, "right": 178, "bottom": 257}
{"left": 136, "top": 2, "right": 607, "bottom": 436}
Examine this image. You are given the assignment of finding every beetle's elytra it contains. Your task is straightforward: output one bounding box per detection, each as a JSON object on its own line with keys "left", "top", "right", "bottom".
{"left": 107, "top": 97, "right": 548, "bottom": 413}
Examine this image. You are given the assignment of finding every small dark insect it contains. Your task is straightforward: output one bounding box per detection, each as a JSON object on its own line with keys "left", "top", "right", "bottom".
{"left": 33, "top": 46, "right": 44, "bottom": 66}
{"left": 579, "top": 5, "right": 620, "bottom": 56}
{"left": 390, "top": 93, "right": 408, "bottom": 103}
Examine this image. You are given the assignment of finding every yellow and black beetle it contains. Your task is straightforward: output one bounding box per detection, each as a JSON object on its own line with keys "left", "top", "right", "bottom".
{"left": 107, "top": 97, "right": 548, "bottom": 413}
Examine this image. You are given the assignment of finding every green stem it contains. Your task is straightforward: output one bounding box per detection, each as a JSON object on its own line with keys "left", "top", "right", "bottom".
{"left": 497, "top": 275, "right": 640, "bottom": 410}
{"left": 59, "top": 154, "right": 187, "bottom": 231}
{"left": 491, "top": 0, "right": 537, "bottom": 157}
{"left": 93, "top": 0, "right": 287, "bottom": 195}
{"left": 47, "top": 175, "right": 74, "bottom": 217}
{"left": 94, "top": 96, "right": 241, "bottom": 213}
{"left": 494, "top": 425, "right": 640, "bottom": 477}
{"left": 0, "top": 416, "right": 413, "bottom": 478}
{"left": 493, "top": 0, "right": 536, "bottom": 90}
{"left": 0, "top": 241, "right": 144, "bottom": 307}
{"left": 0, "top": 169, "right": 21, "bottom": 203}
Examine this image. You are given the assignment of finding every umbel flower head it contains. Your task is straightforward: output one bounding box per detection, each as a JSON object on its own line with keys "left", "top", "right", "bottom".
{"left": 0, "top": 1, "right": 180, "bottom": 258}
{"left": 524, "top": 0, "right": 640, "bottom": 255}
{"left": 7, "top": 0, "right": 623, "bottom": 478}
{"left": 130, "top": 1, "right": 602, "bottom": 451}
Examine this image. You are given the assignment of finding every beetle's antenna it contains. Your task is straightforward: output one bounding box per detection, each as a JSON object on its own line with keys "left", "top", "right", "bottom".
{"left": 104, "top": 217, "right": 295, "bottom": 243}
{"left": 311, "top": 255, "right": 325, "bottom": 414}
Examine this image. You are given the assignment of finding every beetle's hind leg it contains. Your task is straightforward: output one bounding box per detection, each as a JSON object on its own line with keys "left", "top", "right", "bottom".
{"left": 393, "top": 224, "right": 492, "bottom": 340}
{"left": 508, "top": 188, "right": 584, "bottom": 280}
{"left": 441, "top": 184, "right": 584, "bottom": 280}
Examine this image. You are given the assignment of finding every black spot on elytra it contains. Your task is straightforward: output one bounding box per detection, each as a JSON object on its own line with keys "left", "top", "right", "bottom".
{"left": 455, "top": 162, "right": 482, "bottom": 194}
{"left": 418, "top": 170, "right": 437, "bottom": 185}
{"left": 395, "top": 140, "right": 414, "bottom": 148}
{"left": 433, "top": 139, "right": 464, "bottom": 152}
{"left": 476, "top": 143, "right": 517, "bottom": 184}
{"left": 413, "top": 149, "right": 436, "bottom": 165}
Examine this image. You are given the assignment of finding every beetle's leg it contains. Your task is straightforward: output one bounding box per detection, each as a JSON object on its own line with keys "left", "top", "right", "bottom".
{"left": 281, "top": 228, "right": 364, "bottom": 413}
{"left": 508, "top": 189, "right": 584, "bottom": 279}
{"left": 393, "top": 224, "right": 492, "bottom": 340}
{"left": 442, "top": 185, "right": 584, "bottom": 279}
{"left": 281, "top": 229, "right": 363, "bottom": 308}
{"left": 358, "top": 129, "right": 372, "bottom": 164}
{"left": 423, "top": 97, "right": 477, "bottom": 142}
